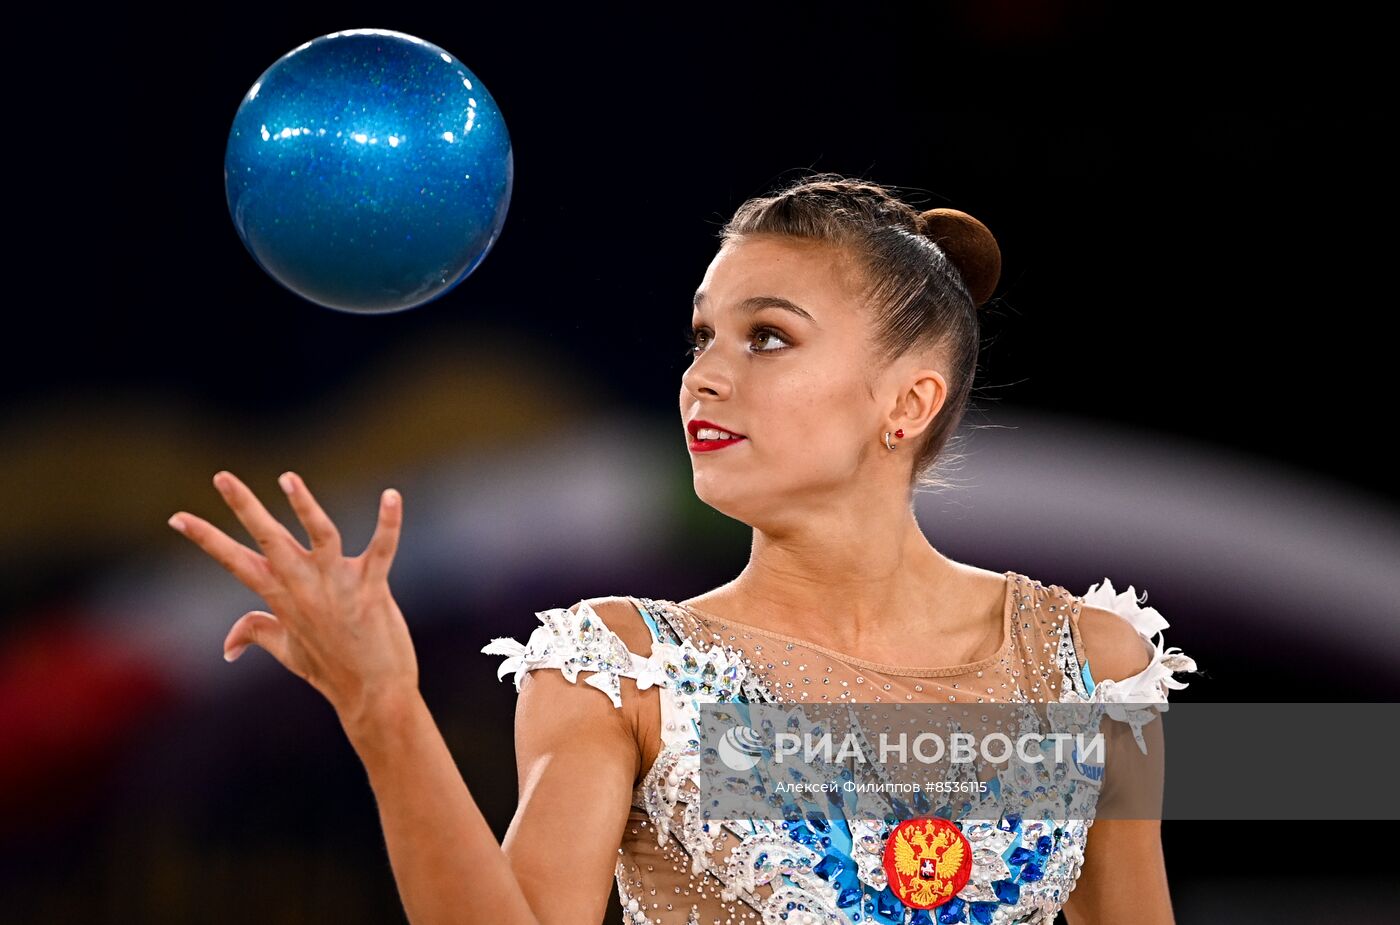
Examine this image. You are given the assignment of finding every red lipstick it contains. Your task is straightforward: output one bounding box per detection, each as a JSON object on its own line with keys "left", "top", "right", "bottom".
{"left": 687, "top": 418, "right": 747, "bottom": 453}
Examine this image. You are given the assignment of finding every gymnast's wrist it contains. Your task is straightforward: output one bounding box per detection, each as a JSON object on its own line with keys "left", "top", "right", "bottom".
{"left": 336, "top": 682, "right": 427, "bottom": 750}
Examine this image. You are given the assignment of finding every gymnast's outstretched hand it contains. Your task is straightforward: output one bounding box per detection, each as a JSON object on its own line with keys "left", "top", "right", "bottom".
{"left": 167, "top": 470, "right": 418, "bottom": 729}
{"left": 167, "top": 470, "right": 661, "bottom": 925}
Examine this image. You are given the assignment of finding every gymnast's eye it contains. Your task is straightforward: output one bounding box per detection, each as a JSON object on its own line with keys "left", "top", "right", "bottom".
{"left": 683, "top": 324, "right": 791, "bottom": 358}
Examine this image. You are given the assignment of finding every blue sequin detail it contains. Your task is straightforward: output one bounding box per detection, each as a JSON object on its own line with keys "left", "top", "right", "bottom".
{"left": 935, "top": 897, "right": 967, "bottom": 923}
{"left": 874, "top": 887, "right": 904, "bottom": 920}
{"left": 1080, "top": 657, "right": 1097, "bottom": 694}
{"left": 813, "top": 853, "right": 844, "bottom": 881}
{"left": 1007, "top": 846, "right": 1037, "bottom": 866}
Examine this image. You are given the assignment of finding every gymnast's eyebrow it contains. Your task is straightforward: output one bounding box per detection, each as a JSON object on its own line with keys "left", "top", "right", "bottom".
{"left": 692, "top": 291, "right": 817, "bottom": 325}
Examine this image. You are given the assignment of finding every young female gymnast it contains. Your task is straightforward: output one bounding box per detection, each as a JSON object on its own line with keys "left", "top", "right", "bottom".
{"left": 170, "top": 173, "right": 1197, "bottom": 924}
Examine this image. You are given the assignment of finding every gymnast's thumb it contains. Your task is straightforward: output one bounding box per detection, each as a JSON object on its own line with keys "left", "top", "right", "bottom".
{"left": 224, "top": 610, "right": 284, "bottom": 663}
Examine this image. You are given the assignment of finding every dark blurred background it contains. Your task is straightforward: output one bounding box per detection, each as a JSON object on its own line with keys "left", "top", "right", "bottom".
{"left": 3, "top": 1, "right": 1395, "bottom": 922}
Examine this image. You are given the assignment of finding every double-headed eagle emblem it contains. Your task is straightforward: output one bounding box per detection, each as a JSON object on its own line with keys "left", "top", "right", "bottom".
{"left": 881, "top": 818, "right": 973, "bottom": 908}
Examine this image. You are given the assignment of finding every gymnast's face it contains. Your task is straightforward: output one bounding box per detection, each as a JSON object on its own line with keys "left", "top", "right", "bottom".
{"left": 681, "top": 234, "right": 938, "bottom": 528}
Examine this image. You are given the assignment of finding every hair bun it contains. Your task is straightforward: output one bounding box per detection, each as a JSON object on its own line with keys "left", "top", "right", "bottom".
{"left": 917, "top": 208, "right": 1002, "bottom": 307}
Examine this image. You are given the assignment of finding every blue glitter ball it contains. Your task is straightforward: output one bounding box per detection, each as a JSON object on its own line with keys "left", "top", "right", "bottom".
{"left": 224, "top": 28, "right": 513, "bottom": 313}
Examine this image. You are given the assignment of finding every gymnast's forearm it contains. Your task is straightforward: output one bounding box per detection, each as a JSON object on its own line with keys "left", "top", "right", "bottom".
{"left": 341, "top": 689, "right": 540, "bottom": 925}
